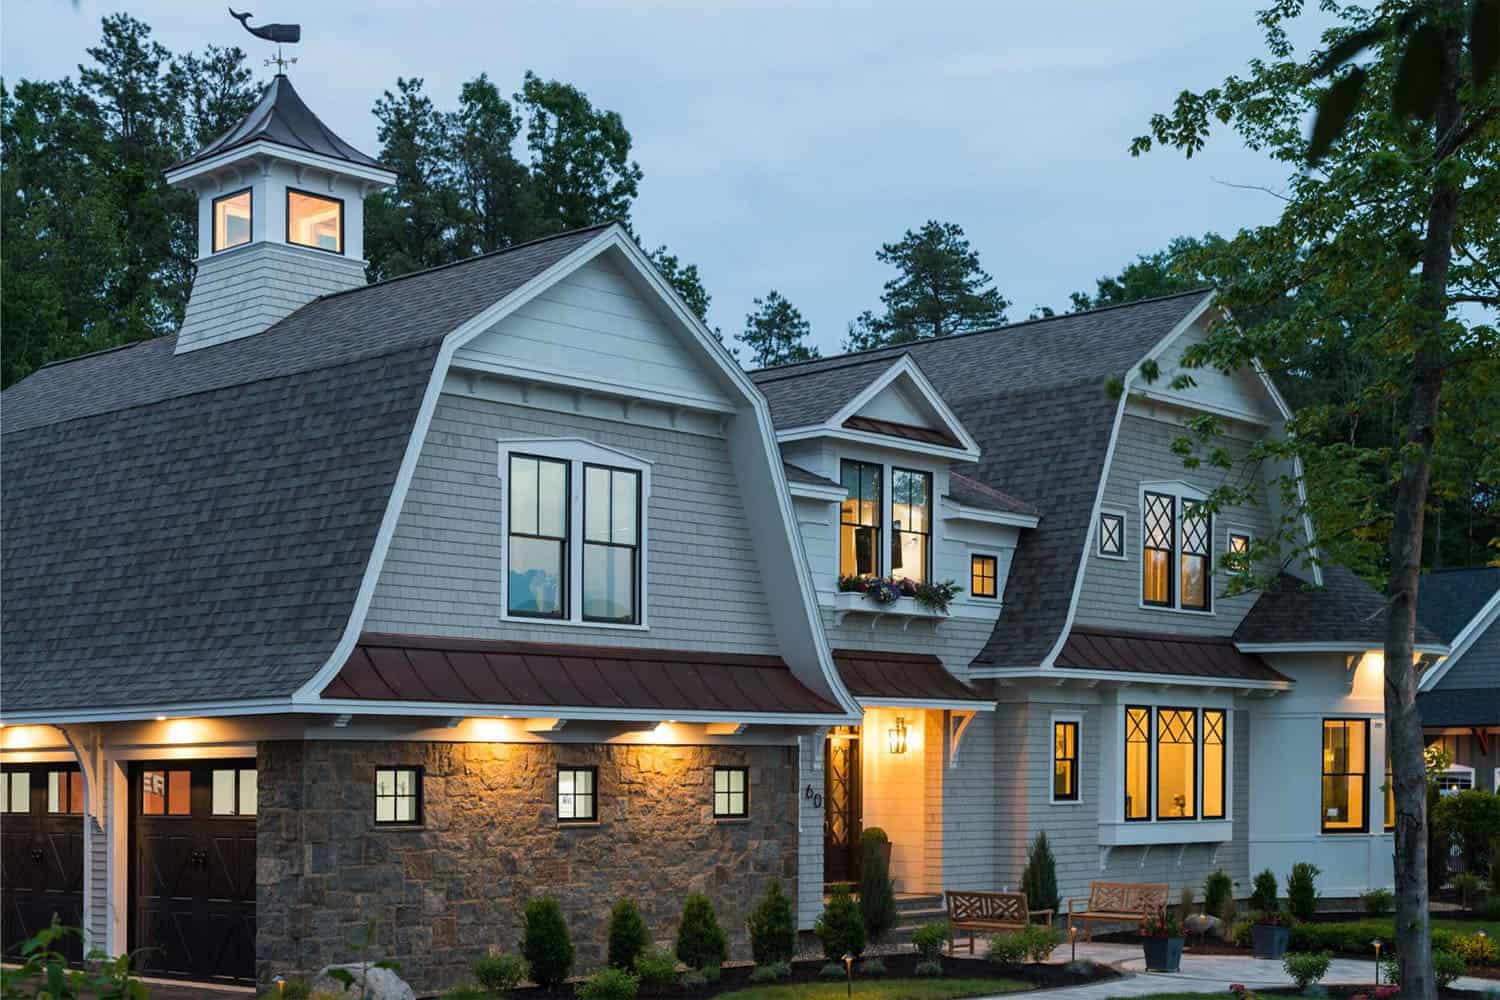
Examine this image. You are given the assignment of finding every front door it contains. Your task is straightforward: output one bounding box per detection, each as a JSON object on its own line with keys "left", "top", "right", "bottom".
{"left": 129, "top": 760, "right": 257, "bottom": 983}
{"left": 0, "top": 763, "right": 85, "bottom": 962}
{"left": 823, "top": 729, "right": 861, "bottom": 885}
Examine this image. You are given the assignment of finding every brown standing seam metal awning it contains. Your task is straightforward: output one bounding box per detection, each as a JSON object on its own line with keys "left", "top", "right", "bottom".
{"left": 321, "top": 633, "right": 845, "bottom": 716}
{"left": 842, "top": 415, "right": 963, "bottom": 449}
{"left": 832, "top": 649, "right": 991, "bottom": 706}
{"left": 1054, "top": 628, "right": 1291, "bottom": 684}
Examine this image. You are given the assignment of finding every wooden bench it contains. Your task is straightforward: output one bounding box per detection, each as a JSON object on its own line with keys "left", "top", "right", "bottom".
{"left": 945, "top": 890, "right": 1054, "bottom": 954}
{"left": 1065, "top": 881, "right": 1170, "bottom": 940}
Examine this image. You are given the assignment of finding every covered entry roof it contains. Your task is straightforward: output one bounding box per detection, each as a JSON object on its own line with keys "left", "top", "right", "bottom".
{"left": 832, "top": 649, "right": 991, "bottom": 708}
{"left": 322, "top": 633, "right": 844, "bottom": 719}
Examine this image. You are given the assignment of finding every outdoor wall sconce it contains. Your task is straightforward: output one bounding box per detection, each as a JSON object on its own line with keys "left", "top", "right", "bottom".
{"left": 888, "top": 716, "right": 908, "bottom": 754}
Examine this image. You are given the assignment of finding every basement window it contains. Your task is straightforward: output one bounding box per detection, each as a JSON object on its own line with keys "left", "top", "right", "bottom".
{"left": 374, "top": 767, "right": 421, "bottom": 825}
{"left": 713, "top": 766, "right": 749, "bottom": 818}
{"left": 557, "top": 766, "right": 597, "bottom": 823}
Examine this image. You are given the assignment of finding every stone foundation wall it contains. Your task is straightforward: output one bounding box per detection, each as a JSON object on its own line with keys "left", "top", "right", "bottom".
{"left": 256, "top": 739, "right": 800, "bottom": 992}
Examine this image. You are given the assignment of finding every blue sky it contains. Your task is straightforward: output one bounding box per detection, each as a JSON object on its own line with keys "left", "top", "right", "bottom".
{"left": 2, "top": 1, "right": 1319, "bottom": 355}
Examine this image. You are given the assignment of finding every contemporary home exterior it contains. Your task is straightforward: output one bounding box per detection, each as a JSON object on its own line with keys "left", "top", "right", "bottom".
{"left": 0, "top": 74, "right": 1469, "bottom": 992}
{"left": 1417, "top": 568, "right": 1500, "bottom": 792}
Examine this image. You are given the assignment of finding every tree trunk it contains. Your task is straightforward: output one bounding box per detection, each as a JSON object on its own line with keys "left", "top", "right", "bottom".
{"left": 1386, "top": 3, "right": 1463, "bottom": 996}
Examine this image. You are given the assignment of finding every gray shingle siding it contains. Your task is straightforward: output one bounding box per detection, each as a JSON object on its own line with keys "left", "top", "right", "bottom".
{"left": 1438, "top": 617, "right": 1500, "bottom": 689}
{"left": 364, "top": 393, "right": 780, "bottom": 653}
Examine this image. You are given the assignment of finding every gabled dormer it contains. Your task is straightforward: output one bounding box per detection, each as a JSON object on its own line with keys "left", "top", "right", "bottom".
{"left": 164, "top": 74, "right": 397, "bottom": 353}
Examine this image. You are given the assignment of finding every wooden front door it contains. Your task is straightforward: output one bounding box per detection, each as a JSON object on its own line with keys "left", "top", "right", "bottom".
{"left": 0, "top": 763, "right": 85, "bottom": 962}
{"left": 823, "top": 730, "right": 861, "bottom": 885}
{"left": 129, "top": 760, "right": 257, "bottom": 983}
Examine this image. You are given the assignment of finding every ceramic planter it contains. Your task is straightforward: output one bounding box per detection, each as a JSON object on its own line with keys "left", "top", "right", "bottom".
{"left": 1142, "top": 936, "right": 1183, "bottom": 972}
{"left": 1251, "top": 923, "right": 1290, "bottom": 960}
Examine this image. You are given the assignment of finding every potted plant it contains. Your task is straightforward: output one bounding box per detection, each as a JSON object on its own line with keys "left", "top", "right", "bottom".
{"left": 1247, "top": 868, "right": 1290, "bottom": 960}
{"left": 1140, "top": 908, "right": 1183, "bottom": 972}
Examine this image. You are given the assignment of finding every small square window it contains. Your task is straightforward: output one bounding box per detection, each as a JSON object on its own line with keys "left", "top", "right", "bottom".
{"left": 1228, "top": 532, "right": 1251, "bottom": 555}
{"left": 374, "top": 767, "right": 422, "bottom": 825}
{"left": 713, "top": 766, "right": 749, "bottom": 818}
{"left": 286, "top": 189, "right": 343, "bottom": 253}
{"left": 212, "top": 188, "right": 252, "bottom": 252}
{"left": 1098, "top": 511, "right": 1126, "bottom": 558}
{"left": 140, "top": 769, "right": 191, "bottom": 816}
{"left": 970, "top": 555, "right": 998, "bottom": 598}
{"left": 558, "top": 766, "right": 597, "bottom": 823}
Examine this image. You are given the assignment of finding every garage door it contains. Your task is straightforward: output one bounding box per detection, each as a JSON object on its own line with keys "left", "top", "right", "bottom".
{"left": 0, "top": 763, "right": 86, "bottom": 963}
{"left": 129, "top": 760, "right": 257, "bottom": 983}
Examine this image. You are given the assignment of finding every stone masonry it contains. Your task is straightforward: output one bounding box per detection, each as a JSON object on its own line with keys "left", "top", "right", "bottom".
{"left": 256, "top": 739, "right": 800, "bottom": 992}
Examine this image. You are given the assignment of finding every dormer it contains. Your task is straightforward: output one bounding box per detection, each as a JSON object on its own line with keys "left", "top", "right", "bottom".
{"left": 163, "top": 74, "right": 397, "bottom": 354}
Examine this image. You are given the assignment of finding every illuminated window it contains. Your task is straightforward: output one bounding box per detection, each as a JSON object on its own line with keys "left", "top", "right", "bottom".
{"left": 839, "top": 460, "right": 882, "bottom": 577}
{"left": 374, "top": 767, "right": 421, "bottom": 825}
{"left": 1098, "top": 511, "right": 1125, "bottom": 558}
{"left": 1180, "top": 502, "right": 1211, "bottom": 611}
{"left": 46, "top": 770, "right": 84, "bottom": 814}
{"left": 1203, "top": 710, "right": 1226, "bottom": 819}
{"left": 141, "top": 770, "right": 191, "bottom": 816}
{"left": 1156, "top": 709, "right": 1197, "bottom": 819}
{"left": 286, "top": 189, "right": 342, "bottom": 253}
{"left": 1053, "top": 721, "right": 1079, "bottom": 802}
{"left": 1322, "top": 719, "right": 1368, "bottom": 833}
{"left": 1142, "top": 492, "right": 1175, "bottom": 606}
{"left": 557, "top": 766, "right": 597, "bottom": 822}
{"left": 509, "top": 454, "right": 569, "bottom": 618}
{"left": 890, "top": 468, "right": 931, "bottom": 584}
{"left": 1384, "top": 753, "right": 1394, "bottom": 831}
{"left": 212, "top": 768, "right": 258, "bottom": 817}
{"left": 713, "top": 767, "right": 748, "bottom": 818}
{"left": 583, "top": 465, "right": 640, "bottom": 624}
{"left": 0, "top": 772, "right": 31, "bottom": 813}
{"left": 1125, "top": 707, "right": 1152, "bottom": 821}
{"left": 212, "top": 188, "right": 252, "bottom": 252}
{"left": 971, "top": 555, "right": 998, "bottom": 598}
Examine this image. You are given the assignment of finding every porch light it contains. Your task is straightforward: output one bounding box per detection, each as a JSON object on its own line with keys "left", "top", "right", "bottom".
{"left": 273, "top": 975, "right": 286, "bottom": 997}
{"left": 888, "top": 716, "right": 908, "bottom": 754}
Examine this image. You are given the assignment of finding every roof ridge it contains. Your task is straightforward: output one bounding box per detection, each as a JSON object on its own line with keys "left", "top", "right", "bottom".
{"left": 750, "top": 287, "right": 1215, "bottom": 377}
{"left": 35, "top": 337, "right": 162, "bottom": 372}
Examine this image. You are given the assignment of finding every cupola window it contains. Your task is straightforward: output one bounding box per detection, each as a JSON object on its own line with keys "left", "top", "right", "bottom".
{"left": 212, "top": 189, "right": 252, "bottom": 252}
{"left": 287, "top": 189, "right": 343, "bottom": 253}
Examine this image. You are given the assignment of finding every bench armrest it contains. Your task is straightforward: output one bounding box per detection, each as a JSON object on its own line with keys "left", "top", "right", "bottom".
{"left": 1065, "top": 897, "right": 1088, "bottom": 914}
{"left": 1029, "top": 908, "right": 1054, "bottom": 926}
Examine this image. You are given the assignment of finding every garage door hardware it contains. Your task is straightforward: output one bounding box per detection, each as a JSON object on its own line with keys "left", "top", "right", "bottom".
{"left": 30, "top": 848, "right": 45, "bottom": 864}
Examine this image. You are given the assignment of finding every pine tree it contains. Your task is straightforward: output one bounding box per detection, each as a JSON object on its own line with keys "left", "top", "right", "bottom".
{"left": 365, "top": 77, "right": 463, "bottom": 281}
{"left": 739, "top": 290, "right": 819, "bottom": 368}
{"left": 518, "top": 71, "right": 641, "bottom": 232}
{"left": 451, "top": 73, "right": 537, "bottom": 256}
{"left": 1020, "top": 831, "right": 1059, "bottom": 912}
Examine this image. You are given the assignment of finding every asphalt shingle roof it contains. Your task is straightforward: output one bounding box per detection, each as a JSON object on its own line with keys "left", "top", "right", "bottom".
{"left": 1416, "top": 567, "right": 1500, "bottom": 643}
{"left": 1, "top": 226, "right": 610, "bottom": 714}
{"left": 1233, "top": 565, "right": 1446, "bottom": 649}
{"left": 946, "top": 472, "right": 1039, "bottom": 517}
{"left": 783, "top": 462, "right": 843, "bottom": 490}
{"left": 753, "top": 355, "right": 895, "bottom": 428}
{"left": 1418, "top": 688, "right": 1500, "bottom": 727}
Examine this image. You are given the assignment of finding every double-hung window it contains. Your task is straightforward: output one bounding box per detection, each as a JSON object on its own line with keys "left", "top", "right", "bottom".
{"left": 1321, "top": 719, "right": 1368, "bottom": 833}
{"left": 503, "top": 443, "right": 649, "bottom": 627}
{"left": 1180, "top": 502, "right": 1211, "bottom": 610}
{"left": 1123, "top": 705, "right": 1229, "bottom": 822}
{"left": 1142, "top": 487, "right": 1213, "bottom": 612}
{"left": 839, "top": 460, "right": 882, "bottom": 577}
{"left": 890, "top": 468, "right": 931, "bottom": 584}
{"left": 1053, "top": 721, "right": 1079, "bottom": 802}
{"left": 1142, "top": 492, "right": 1175, "bottom": 606}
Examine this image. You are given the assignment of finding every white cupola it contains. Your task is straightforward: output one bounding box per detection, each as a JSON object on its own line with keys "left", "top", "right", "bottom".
{"left": 164, "top": 74, "right": 396, "bottom": 354}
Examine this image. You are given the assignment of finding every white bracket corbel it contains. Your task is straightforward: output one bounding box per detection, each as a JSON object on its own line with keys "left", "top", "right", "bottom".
{"left": 444, "top": 717, "right": 464, "bottom": 729}
{"left": 1175, "top": 844, "right": 1188, "bottom": 869}
{"left": 1139, "top": 844, "right": 1153, "bottom": 870}
{"left": 523, "top": 717, "right": 567, "bottom": 733}
{"left": 332, "top": 714, "right": 353, "bottom": 728}
{"left": 1343, "top": 653, "right": 1364, "bottom": 693}
{"left": 1099, "top": 846, "right": 1112, "bottom": 872}
{"left": 947, "top": 711, "right": 977, "bottom": 769}
{"left": 58, "top": 725, "right": 105, "bottom": 820}
{"left": 705, "top": 722, "right": 748, "bottom": 736}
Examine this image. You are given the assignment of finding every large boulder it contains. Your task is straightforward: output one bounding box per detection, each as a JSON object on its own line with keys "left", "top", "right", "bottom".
{"left": 311, "top": 963, "right": 416, "bottom": 1000}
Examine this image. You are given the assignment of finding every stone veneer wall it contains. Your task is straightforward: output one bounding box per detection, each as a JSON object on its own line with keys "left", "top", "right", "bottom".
{"left": 257, "top": 740, "right": 800, "bottom": 992}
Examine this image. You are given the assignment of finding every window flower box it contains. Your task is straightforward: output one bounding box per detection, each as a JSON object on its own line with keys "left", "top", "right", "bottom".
{"left": 832, "top": 575, "right": 962, "bottom": 629}
{"left": 830, "top": 592, "right": 946, "bottom": 630}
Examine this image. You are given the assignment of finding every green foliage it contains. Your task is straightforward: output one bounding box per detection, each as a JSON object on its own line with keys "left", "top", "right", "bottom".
{"left": 1020, "top": 831, "right": 1060, "bottom": 913}
{"left": 1016, "top": 924, "right": 1063, "bottom": 962}
{"left": 1435, "top": 790, "right": 1500, "bottom": 873}
{"left": 985, "top": 931, "right": 1030, "bottom": 969}
{"left": 739, "top": 290, "right": 819, "bottom": 368}
{"left": 910, "top": 921, "right": 951, "bottom": 964}
{"left": 1067, "top": 236, "right": 1219, "bottom": 312}
{"left": 859, "top": 828, "right": 898, "bottom": 943}
{"left": 1249, "top": 869, "right": 1280, "bottom": 917}
{"left": 857, "top": 958, "right": 887, "bottom": 976}
{"left": 748, "top": 965, "right": 780, "bottom": 984}
{"left": 675, "top": 893, "right": 728, "bottom": 971}
{"left": 1360, "top": 888, "right": 1394, "bottom": 915}
{"left": 521, "top": 896, "right": 575, "bottom": 989}
{"left": 747, "top": 879, "right": 798, "bottom": 965}
{"left": 632, "top": 948, "right": 679, "bottom": 994}
{"left": 518, "top": 71, "right": 641, "bottom": 232}
{"left": 0, "top": 918, "right": 148, "bottom": 999}
{"left": 1433, "top": 949, "right": 1469, "bottom": 988}
{"left": 913, "top": 960, "right": 944, "bottom": 978}
{"left": 1454, "top": 871, "right": 1486, "bottom": 907}
{"left": 260, "top": 980, "right": 311, "bottom": 1000}
{"left": 814, "top": 883, "right": 866, "bottom": 960}
{"left": 680, "top": 969, "right": 709, "bottom": 990}
{"left": 608, "top": 898, "right": 650, "bottom": 972}
{"left": 474, "top": 953, "right": 529, "bottom": 993}
{"left": 647, "top": 246, "right": 715, "bottom": 326}
{"left": 1203, "top": 869, "right": 1234, "bottom": 919}
{"left": 1452, "top": 929, "right": 1500, "bottom": 965}
{"left": 844, "top": 221, "right": 1009, "bottom": 351}
{"left": 441, "top": 988, "right": 495, "bottom": 1000}
{"left": 818, "top": 962, "right": 847, "bottom": 981}
{"left": 1285, "top": 863, "right": 1321, "bottom": 921}
{"left": 575, "top": 966, "right": 640, "bottom": 1000}
{"left": 1281, "top": 951, "right": 1332, "bottom": 988}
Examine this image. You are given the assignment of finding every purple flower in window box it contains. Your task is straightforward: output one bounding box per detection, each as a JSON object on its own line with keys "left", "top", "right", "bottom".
{"left": 864, "top": 578, "right": 902, "bottom": 604}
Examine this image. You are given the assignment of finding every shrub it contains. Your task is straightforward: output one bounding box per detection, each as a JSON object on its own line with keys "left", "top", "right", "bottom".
{"left": 1359, "top": 888, "right": 1393, "bottom": 915}
{"left": 1429, "top": 782, "right": 1450, "bottom": 889}
{"left": 1282, "top": 951, "right": 1332, "bottom": 988}
{"left": 1454, "top": 930, "right": 1500, "bottom": 966}
{"left": 1203, "top": 869, "right": 1234, "bottom": 920}
{"left": 680, "top": 969, "right": 708, "bottom": 990}
{"left": 1492, "top": 834, "right": 1500, "bottom": 892}
{"left": 442, "top": 989, "right": 494, "bottom": 1000}
{"left": 858, "top": 828, "right": 898, "bottom": 943}
{"left": 769, "top": 961, "right": 792, "bottom": 979}
{"left": 747, "top": 879, "right": 797, "bottom": 965}
{"left": 608, "top": 898, "right": 649, "bottom": 972}
{"left": 1286, "top": 863, "right": 1320, "bottom": 920}
{"left": 747, "top": 966, "right": 779, "bottom": 984}
{"left": 521, "top": 896, "right": 574, "bottom": 989}
{"left": 1249, "top": 868, "right": 1280, "bottom": 917}
{"left": 263, "top": 981, "right": 312, "bottom": 1000}
{"left": 1434, "top": 949, "right": 1469, "bottom": 988}
{"left": 814, "top": 883, "right": 866, "bottom": 960}
{"left": 913, "top": 960, "right": 944, "bottom": 978}
{"left": 1230, "top": 920, "right": 1253, "bottom": 948}
{"left": 675, "top": 894, "right": 727, "bottom": 971}
{"left": 1019, "top": 924, "right": 1063, "bottom": 962}
{"left": 986, "top": 931, "right": 1030, "bottom": 968}
{"left": 474, "top": 953, "right": 529, "bottom": 993}
{"left": 818, "top": 962, "right": 846, "bottom": 980}
{"left": 1479, "top": 894, "right": 1500, "bottom": 920}
{"left": 1020, "top": 831, "right": 1060, "bottom": 913}
{"left": 577, "top": 967, "right": 640, "bottom": 1000}
{"left": 633, "top": 949, "right": 679, "bottom": 995}
{"left": 1435, "top": 789, "right": 1500, "bottom": 873}
{"left": 1452, "top": 869, "right": 1484, "bottom": 907}
{"left": 856, "top": 957, "right": 886, "bottom": 976}
{"left": 910, "top": 920, "right": 950, "bottom": 964}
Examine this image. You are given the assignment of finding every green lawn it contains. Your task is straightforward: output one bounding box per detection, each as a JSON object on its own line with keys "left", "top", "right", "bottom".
{"left": 715, "top": 979, "right": 1033, "bottom": 1000}
{"left": 1431, "top": 916, "right": 1500, "bottom": 937}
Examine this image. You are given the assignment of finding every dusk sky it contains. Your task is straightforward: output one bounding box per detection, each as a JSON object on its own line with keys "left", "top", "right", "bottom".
{"left": 2, "top": 1, "right": 1323, "bottom": 355}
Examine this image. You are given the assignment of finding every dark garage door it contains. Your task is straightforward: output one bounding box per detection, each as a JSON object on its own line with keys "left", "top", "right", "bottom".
{"left": 130, "top": 760, "right": 257, "bottom": 983}
{"left": 0, "top": 762, "right": 86, "bottom": 962}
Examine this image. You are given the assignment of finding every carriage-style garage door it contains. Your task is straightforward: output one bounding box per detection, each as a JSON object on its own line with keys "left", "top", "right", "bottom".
{"left": 0, "top": 763, "right": 86, "bottom": 962}
{"left": 129, "top": 760, "right": 257, "bottom": 983}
